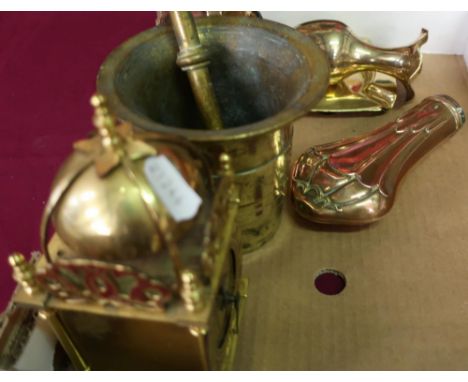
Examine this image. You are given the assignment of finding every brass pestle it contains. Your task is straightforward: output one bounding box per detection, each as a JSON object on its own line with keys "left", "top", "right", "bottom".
{"left": 170, "top": 11, "right": 224, "bottom": 130}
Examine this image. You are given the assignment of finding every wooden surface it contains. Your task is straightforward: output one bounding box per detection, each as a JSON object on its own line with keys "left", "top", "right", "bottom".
{"left": 234, "top": 55, "right": 468, "bottom": 370}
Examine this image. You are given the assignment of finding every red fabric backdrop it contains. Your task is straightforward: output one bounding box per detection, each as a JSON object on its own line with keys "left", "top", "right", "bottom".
{"left": 0, "top": 12, "right": 156, "bottom": 311}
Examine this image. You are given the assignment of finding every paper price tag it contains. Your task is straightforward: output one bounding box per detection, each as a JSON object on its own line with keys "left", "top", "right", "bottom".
{"left": 144, "top": 155, "right": 202, "bottom": 222}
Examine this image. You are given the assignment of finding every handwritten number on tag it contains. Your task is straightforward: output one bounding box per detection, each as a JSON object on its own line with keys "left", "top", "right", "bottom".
{"left": 144, "top": 156, "right": 202, "bottom": 222}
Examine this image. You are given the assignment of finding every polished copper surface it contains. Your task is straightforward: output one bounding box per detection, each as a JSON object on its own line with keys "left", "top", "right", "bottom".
{"left": 297, "top": 20, "right": 428, "bottom": 113}
{"left": 291, "top": 95, "right": 465, "bottom": 225}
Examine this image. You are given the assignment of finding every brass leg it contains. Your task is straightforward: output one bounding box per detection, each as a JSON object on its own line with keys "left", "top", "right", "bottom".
{"left": 221, "top": 278, "right": 248, "bottom": 371}
{"left": 38, "top": 310, "right": 90, "bottom": 371}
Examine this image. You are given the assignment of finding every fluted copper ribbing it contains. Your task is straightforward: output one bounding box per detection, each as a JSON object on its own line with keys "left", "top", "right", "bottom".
{"left": 291, "top": 95, "right": 465, "bottom": 225}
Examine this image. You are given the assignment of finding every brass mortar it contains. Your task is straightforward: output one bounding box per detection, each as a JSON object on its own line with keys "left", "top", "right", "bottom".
{"left": 97, "top": 16, "right": 329, "bottom": 252}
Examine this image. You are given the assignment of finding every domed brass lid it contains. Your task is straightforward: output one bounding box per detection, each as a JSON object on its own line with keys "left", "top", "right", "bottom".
{"left": 40, "top": 95, "right": 212, "bottom": 277}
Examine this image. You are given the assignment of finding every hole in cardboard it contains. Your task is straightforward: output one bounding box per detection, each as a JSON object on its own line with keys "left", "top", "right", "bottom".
{"left": 314, "top": 269, "right": 346, "bottom": 295}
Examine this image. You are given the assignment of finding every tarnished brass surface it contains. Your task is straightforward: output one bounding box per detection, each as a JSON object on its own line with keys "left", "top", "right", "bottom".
{"left": 297, "top": 20, "right": 428, "bottom": 113}
{"left": 291, "top": 95, "right": 465, "bottom": 225}
{"left": 97, "top": 16, "right": 329, "bottom": 252}
{"left": 170, "top": 11, "right": 224, "bottom": 130}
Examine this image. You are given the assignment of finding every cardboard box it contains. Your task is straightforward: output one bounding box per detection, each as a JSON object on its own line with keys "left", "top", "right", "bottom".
{"left": 233, "top": 54, "right": 468, "bottom": 370}
{"left": 2, "top": 53, "right": 468, "bottom": 371}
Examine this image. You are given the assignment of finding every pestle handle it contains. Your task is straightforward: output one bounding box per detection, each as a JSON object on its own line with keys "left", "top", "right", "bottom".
{"left": 170, "top": 11, "right": 224, "bottom": 131}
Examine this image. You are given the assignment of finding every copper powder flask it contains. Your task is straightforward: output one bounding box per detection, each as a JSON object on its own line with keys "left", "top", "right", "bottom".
{"left": 291, "top": 95, "right": 465, "bottom": 225}
{"left": 97, "top": 16, "right": 329, "bottom": 253}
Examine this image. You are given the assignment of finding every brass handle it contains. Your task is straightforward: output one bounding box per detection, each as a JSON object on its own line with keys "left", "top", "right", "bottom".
{"left": 170, "top": 11, "right": 224, "bottom": 130}
{"left": 298, "top": 20, "right": 429, "bottom": 113}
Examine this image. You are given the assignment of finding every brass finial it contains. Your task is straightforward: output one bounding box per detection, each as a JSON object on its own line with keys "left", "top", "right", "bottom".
{"left": 90, "top": 93, "right": 105, "bottom": 108}
{"left": 90, "top": 93, "right": 118, "bottom": 149}
{"left": 180, "top": 269, "right": 205, "bottom": 312}
{"left": 219, "top": 153, "right": 233, "bottom": 176}
{"left": 73, "top": 93, "right": 141, "bottom": 176}
{"left": 8, "top": 252, "right": 40, "bottom": 295}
